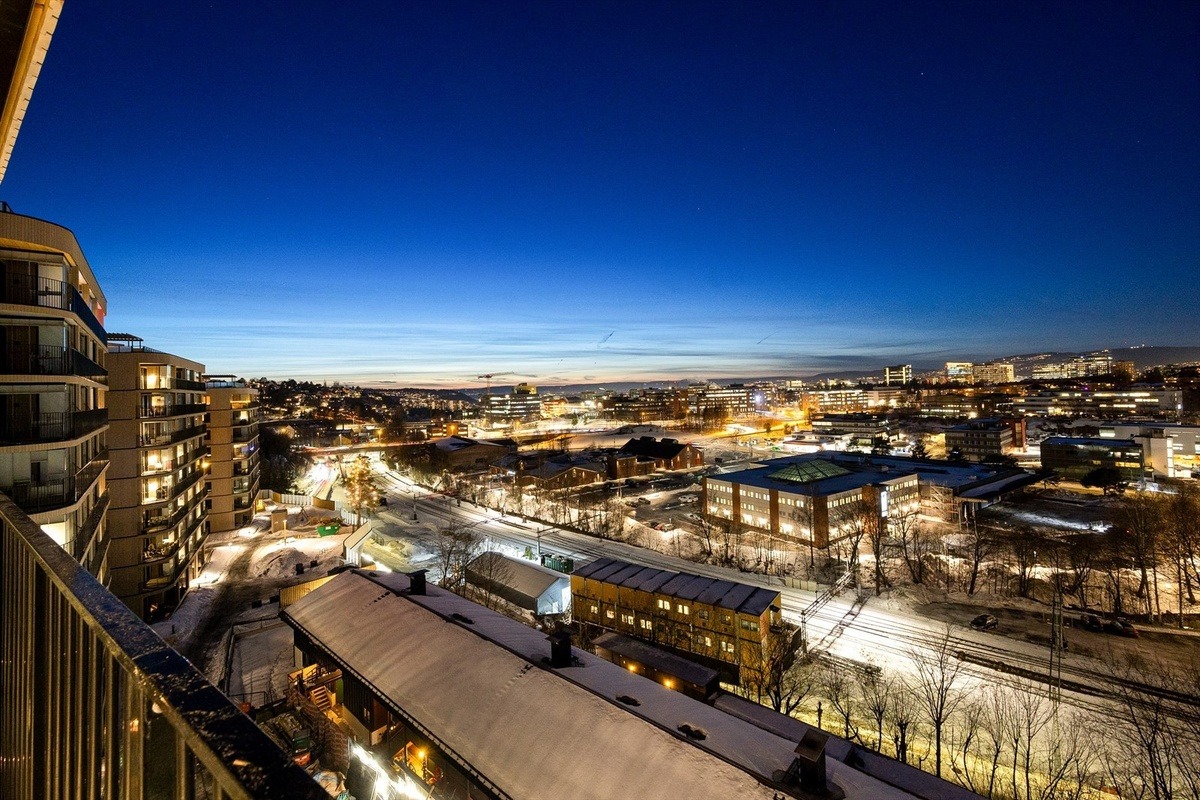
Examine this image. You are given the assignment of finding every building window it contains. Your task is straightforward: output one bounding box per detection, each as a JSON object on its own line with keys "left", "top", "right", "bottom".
{"left": 656, "top": 598, "right": 670, "bottom": 610}
{"left": 740, "top": 619, "right": 760, "bottom": 633}
{"left": 697, "top": 609, "right": 709, "bottom": 621}
{"left": 720, "top": 641, "right": 735, "bottom": 654}
{"left": 677, "top": 603, "right": 689, "bottom": 615}
{"left": 639, "top": 619, "right": 652, "bottom": 631}
{"left": 605, "top": 609, "right": 615, "bottom": 620}
{"left": 620, "top": 613, "right": 635, "bottom": 626}
{"left": 590, "top": 605, "right": 599, "bottom": 615}
{"left": 703, "top": 636, "right": 713, "bottom": 647}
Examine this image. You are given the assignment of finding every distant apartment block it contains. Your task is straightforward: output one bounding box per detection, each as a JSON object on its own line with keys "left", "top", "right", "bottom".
{"left": 687, "top": 383, "right": 754, "bottom": 418}
{"left": 1014, "top": 387, "right": 1182, "bottom": 418}
{"left": 805, "top": 386, "right": 868, "bottom": 414}
{"left": 1040, "top": 436, "right": 1144, "bottom": 481}
{"left": 972, "top": 362, "right": 1016, "bottom": 384}
{"left": 944, "top": 361, "right": 974, "bottom": 382}
{"left": 944, "top": 417, "right": 1026, "bottom": 461}
{"left": 1031, "top": 352, "right": 1114, "bottom": 381}
{"left": 0, "top": 210, "right": 110, "bottom": 578}
{"left": 603, "top": 387, "right": 688, "bottom": 422}
{"left": 206, "top": 375, "right": 260, "bottom": 532}
{"left": 571, "top": 557, "right": 782, "bottom": 682}
{"left": 883, "top": 363, "right": 912, "bottom": 386}
{"left": 105, "top": 335, "right": 208, "bottom": 619}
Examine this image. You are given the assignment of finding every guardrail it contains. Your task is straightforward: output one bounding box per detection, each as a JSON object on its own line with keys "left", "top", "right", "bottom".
{"left": 0, "top": 492, "right": 326, "bottom": 800}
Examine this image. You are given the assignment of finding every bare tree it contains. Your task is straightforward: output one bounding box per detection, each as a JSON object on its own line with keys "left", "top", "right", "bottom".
{"left": 820, "top": 662, "right": 861, "bottom": 742}
{"left": 963, "top": 512, "right": 996, "bottom": 596}
{"left": 466, "top": 550, "right": 516, "bottom": 611}
{"left": 434, "top": 521, "right": 480, "bottom": 589}
{"left": 1114, "top": 489, "right": 1167, "bottom": 619}
{"left": 892, "top": 504, "right": 933, "bottom": 585}
{"left": 861, "top": 668, "right": 893, "bottom": 752}
{"left": 738, "top": 627, "right": 812, "bottom": 715}
{"left": 910, "top": 625, "right": 966, "bottom": 778}
{"left": 887, "top": 678, "right": 922, "bottom": 765}
{"left": 831, "top": 497, "right": 877, "bottom": 592}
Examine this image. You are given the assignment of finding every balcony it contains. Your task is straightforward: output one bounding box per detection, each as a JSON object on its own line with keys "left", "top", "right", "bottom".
{"left": 174, "top": 377, "right": 206, "bottom": 391}
{"left": 0, "top": 272, "right": 69, "bottom": 309}
{"left": 232, "top": 427, "right": 259, "bottom": 443}
{"left": 69, "top": 285, "right": 106, "bottom": 343}
{"left": 139, "top": 424, "right": 205, "bottom": 447}
{"left": 4, "top": 454, "right": 108, "bottom": 515}
{"left": 0, "top": 342, "right": 106, "bottom": 378}
{"left": 0, "top": 493, "right": 325, "bottom": 800}
{"left": 0, "top": 407, "right": 107, "bottom": 445}
{"left": 140, "top": 402, "right": 206, "bottom": 419}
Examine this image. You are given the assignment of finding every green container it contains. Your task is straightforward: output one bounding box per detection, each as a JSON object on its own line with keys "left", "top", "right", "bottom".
{"left": 317, "top": 523, "right": 341, "bottom": 536}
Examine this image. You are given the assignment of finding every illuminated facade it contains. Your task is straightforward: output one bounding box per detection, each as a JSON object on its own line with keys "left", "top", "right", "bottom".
{"left": 205, "top": 376, "right": 260, "bottom": 532}
{"left": 570, "top": 557, "right": 782, "bottom": 681}
{"left": 1040, "top": 436, "right": 1144, "bottom": 481}
{"left": 105, "top": 336, "right": 208, "bottom": 619}
{"left": 704, "top": 456, "right": 919, "bottom": 548}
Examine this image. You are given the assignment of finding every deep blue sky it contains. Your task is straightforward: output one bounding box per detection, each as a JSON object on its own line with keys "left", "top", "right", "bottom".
{"left": 4, "top": 1, "right": 1198, "bottom": 386}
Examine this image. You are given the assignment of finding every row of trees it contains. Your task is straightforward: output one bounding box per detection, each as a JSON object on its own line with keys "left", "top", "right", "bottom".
{"left": 736, "top": 626, "right": 1200, "bottom": 800}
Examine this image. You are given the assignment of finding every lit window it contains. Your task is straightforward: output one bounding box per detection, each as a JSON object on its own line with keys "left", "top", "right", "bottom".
{"left": 605, "top": 609, "right": 615, "bottom": 620}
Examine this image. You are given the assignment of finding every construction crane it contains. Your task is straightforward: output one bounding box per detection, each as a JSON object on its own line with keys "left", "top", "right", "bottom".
{"left": 475, "top": 372, "right": 515, "bottom": 396}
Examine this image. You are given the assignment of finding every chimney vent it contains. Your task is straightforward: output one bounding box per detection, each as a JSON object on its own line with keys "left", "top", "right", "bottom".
{"left": 547, "top": 629, "right": 573, "bottom": 667}
{"left": 406, "top": 569, "right": 428, "bottom": 595}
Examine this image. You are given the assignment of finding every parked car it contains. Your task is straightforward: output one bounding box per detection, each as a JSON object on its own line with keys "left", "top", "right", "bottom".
{"left": 1104, "top": 618, "right": 1139, "bottom": 638}
{"left": 970, "top": 614, "right": 999, "bottom": 631}
{"left": 1080, "top": 613, "right": 1103, "bottom": 632}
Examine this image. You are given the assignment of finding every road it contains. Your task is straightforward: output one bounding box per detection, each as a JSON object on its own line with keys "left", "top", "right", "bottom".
{"left": 365, "top": 464, "right": 1197, "bottom": 725}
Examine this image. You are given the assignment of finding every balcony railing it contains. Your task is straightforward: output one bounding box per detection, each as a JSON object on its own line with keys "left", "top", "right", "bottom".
{"left": 0, "top": 342, "right": 105, "bottom": 378}
{"left": 139, "top": 424, "right": 205, "bottom": 447}
{"left": 174, "top": 377, "right": 206, "bottom": 391}
{"left": 140, "top": 403, "right": 206, "bottom": 419}
{"left": 3, "top": 454, "right": 108, "bottom": 515}
{"left": 0, "top": 407, "right": 107, "bottom": 445}
{"left": 0, "top": 493, "right": 325, "bottom": 800}
{"left": 69, "top": 286, "right": 106, "bottom": 343}
{"left": 0, "top": 272, "right": 68, "bottom": 309}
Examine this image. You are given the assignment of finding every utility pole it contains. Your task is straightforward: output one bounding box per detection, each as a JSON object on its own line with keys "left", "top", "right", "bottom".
{"left": 1049, "top": 586, "right": 1064, "bottom": 703}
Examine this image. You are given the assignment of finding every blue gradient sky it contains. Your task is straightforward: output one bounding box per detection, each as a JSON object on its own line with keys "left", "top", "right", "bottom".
{"left": 4, "top": 2, "right": 1198, "bottom": 387}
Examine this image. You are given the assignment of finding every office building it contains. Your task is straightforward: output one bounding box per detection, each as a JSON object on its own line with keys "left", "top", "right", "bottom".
{"left": 1040, "top": 437, "right": 1144, "bottom": 481}
{"left": 944, "top": 417, "right": 1026, "bottom": 461}
{"left": 105, "top": 335, "right": 208, "bottom": 619}
{"left": 483, "top": 382, "right": 542, "bottom": 425}
{"left": 884, "top": 364, "right": 912, "bottom": 386}
{"left": 1100, "top": 422, "right": 1200, "bottom": 479}
{"left": 810, "top": 413, "right": 896, "bottom": 448}
{"left": 1014, "top": 387, "right": 1183, "bottom": 418}
{"left": 687, "top": 382, "right": 755, "bottom": 418}
{"left": 205, "top": 375, "right": 260, "bottom": 532}
{"left": 703, "top": 455, "right": 920, "bottom": 548}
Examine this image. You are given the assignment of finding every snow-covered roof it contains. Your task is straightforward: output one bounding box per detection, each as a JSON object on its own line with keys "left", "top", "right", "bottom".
{"left": 283, "top": 570, "right": 920, "bottom": 800}
{"left": 465, "top": 551, "right": 569, "bottom": 606}
{"left": 573, "top": 557, "right": 780, "bottom": 616}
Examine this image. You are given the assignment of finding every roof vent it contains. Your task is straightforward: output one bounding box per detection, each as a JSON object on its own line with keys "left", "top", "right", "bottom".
{"left": 547, "top": 629, "right": 573, "bottom": 668}
{"left": 677, "top": 723, "right": 707, "bottom": 741}
{"left": 406, "top": 569, "right": 428, "bottom": 595}
{"left": 451, "top": 612, "right": 475, "bottom": 625}
{"left": 615, "top": 694, "right": 641, "bottom": 706}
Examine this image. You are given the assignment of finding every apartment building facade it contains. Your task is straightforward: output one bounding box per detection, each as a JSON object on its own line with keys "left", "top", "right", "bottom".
{"left": 105, "top": 336, "right": 208, "bottom": 619}
{"left": 205, "top": 376, "right": 260, "bottom": 532}
{"left": 0, "top": 210, "right": 110, "bottom": 578}
{"left": 571, "top": 557, "right": 782, "bottom": 681}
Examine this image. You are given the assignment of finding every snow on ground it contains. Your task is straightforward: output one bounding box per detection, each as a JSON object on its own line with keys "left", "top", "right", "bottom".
{"left": 227, "top": 620, "right": 295, "bottom": 706}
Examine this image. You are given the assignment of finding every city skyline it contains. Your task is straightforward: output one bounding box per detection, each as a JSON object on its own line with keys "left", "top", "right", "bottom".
{"left": 3, "top": 1, "right": 1197, "bottom": 386}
